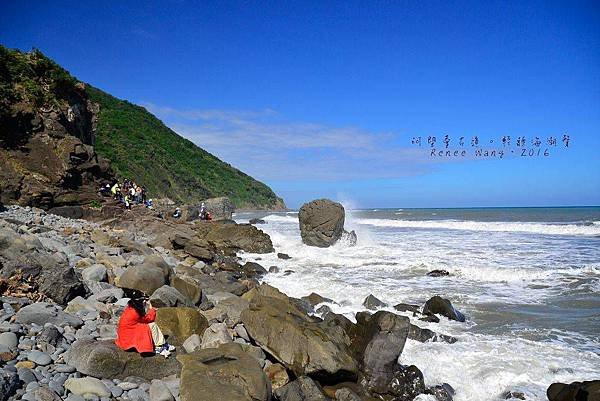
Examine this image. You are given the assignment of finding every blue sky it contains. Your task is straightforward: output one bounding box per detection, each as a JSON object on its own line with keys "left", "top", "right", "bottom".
{"left": 1, "top": 1, "right": 599, "bottom": 208}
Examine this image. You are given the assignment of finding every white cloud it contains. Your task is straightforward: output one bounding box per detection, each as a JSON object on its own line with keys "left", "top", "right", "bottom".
{"left": 143, "top": 103, "right": 444, "bottom": 180}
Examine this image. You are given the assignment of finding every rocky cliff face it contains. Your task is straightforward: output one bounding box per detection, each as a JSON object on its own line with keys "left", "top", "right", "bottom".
{"left": 0, "top": 47, "right": 113, "bottom": 209}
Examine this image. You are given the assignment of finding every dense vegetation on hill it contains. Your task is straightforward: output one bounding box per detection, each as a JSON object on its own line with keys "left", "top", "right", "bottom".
{"left": 86, "top": 86, "right": 285, "bottom": 209}
{"left": 0, "top": 45, "right": 285, "bottom": 210}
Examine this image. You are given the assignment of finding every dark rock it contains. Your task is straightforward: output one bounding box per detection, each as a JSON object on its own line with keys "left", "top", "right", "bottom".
{"left": 241, "top": 284, "right": 358, "bottom": 381}
{"left": 408, "top": 324, "right": 457, "bottom": 344}
{"left": 277, "top": 253, "right": 291, "bottom": 260}
{"left": 269, "top": 266, "right": 279, "bottom": 273}
{"left": 249, "top": 218, "right": 266, "bottom": 225}
{"left": 155, "top": 307, "right": 209, "bottom": 345}
{"left": 177, "top": 343, "right": 270, "bottom": 401}
{"left": 362, "top": 294, "right": 387, "bottom": 310}
{"left": 242, "top": 262, "right": 267, "bottom": 277}
{"left": 274, "top": 376, "right": 328, "bottom": 401}
{"left": 428, "top": 383, "right": 455, "bottom": 401}
{"left": 393, "top": 303, "right": 421, "bottom": 314}
{"left": 427, "top": 270, "right": 450, "bottom": 277}
{"left": 298, "top": 199, "right": 346, "bottom": 247}
{"left": 64, "top": 339, "right": 181, "bottom": 380}
{"left": 547, "top": 380, "right": 600, "bottom": 401}
{"left": 352, "top": 311, "right": 411, "bottom": 396}
{"left": 387, "top": 365, "right": 426, "bottom": 400}
{"left": 423, "top": 296, "right": 465, "bottom": 322}
{"left": 0, "top": 370, "right": 19, "bottom": 401}
{"left": 283, "top": 270, "right": 295, "bottom": 276}
{"left": 503, "top": 390, "right": 526, "bottom": 400}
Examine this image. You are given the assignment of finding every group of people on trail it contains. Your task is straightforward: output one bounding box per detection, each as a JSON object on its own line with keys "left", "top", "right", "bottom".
{"left": 115, "top": 297, "right": 174, "bottom": 358}
{"left": 172, "top": 202, "right": 212, "bottom": 220}
{"left": 101, "top": 179, "right": 151, "bottom": 210}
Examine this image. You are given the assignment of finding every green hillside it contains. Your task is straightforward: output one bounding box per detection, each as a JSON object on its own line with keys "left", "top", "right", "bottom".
{"left": 0, "top": 45, "right": 285, "bottom": 210}
{"left": 87, "top": 86, "right": 285, "bottom": 209}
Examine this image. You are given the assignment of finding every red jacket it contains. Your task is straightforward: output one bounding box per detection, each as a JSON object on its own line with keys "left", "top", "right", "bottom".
{"left": 115, "top": 306, "right": 156, "bottom": 353}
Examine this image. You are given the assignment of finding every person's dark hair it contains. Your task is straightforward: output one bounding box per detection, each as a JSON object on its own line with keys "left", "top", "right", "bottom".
{"left": 128, "top": 298, "right": 146, "bottom": 317}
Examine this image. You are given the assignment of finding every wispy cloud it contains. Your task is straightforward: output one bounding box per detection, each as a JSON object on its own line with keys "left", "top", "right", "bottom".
{"left": 131, "top": 27, "right": 157, "bottom": 40}
{"left": 143, "top": 103, "right": 443, "bottom": 181}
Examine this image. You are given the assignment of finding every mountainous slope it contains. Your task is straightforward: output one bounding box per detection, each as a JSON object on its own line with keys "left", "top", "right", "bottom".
{"left": 0, "top": 45, "right": 285, "bottom": 210}
{"left": 86, "top": 86, "right": 285, "bottom": 210}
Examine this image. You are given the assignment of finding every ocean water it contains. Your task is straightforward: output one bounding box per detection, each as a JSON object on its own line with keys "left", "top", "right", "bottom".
{"left": 235, "top": 207, "right": 600, "bottom": 401}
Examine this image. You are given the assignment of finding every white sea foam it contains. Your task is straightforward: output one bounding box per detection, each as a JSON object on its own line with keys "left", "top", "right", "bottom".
{"left": 357, "top": 218, "right": 600, "bottom": 236}
{"left": 236, "top": 208, "right": 600, "bottom": 401}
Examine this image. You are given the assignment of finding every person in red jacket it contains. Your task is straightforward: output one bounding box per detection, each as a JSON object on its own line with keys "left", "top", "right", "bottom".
{"left": 115, "top": 298, "right": 174, "bottom": 357}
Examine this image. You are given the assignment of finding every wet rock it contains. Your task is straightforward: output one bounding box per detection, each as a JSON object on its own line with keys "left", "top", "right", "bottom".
{"left": 362, "top": 294, "right": 387, "bottom": 310}
{"left": 241, "top": 284, "right": 358, "bottom": 381}
{"left": 298, "top": 199, "right": 346, "bottom": 247}
{"left": 150, "top": 285, "right": 193, "bottom": 308}
{"left": 408, "top": 324, "right": 457, "bottom": 344}
{"left": 249, "top": 218, "right": 266, "bottom": 225}
{"left": 155, "top": 307, "right": 209, "bottom": 345}
{"left": 268, "top": 266, "right": 279, "bottom": 273}
{"left": 177, "top": 343, "right": 270, "bottom": 401}
{"left": 277, "top": 253, "right": 291, "bottom": 260}
{"left": 503, "top": 390, "right": 526, "bottom": 400}
{"left": 427, "top": 270, "right": 450, "bottom": 277}
{"left": 386, "top": 365, "right": 426, "bottom": 400}
{"left": 547, "top": 380, "right": 600, "bottom": 401}
{"left": 352, "top": 311, "right": 411, "bottom": 397}
{"left": 423, "top": 296, "right": 465, "bottom": 322}
{"left": 274, "top": 376, "right": 328, "bottom": 401}
{"left": 393, "top": 303, "right": 420, "bottom": 314}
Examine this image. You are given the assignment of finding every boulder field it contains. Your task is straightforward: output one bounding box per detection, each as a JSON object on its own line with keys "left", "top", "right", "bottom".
{"left": 0, "top": 204, "right": 583, "bottom": 401}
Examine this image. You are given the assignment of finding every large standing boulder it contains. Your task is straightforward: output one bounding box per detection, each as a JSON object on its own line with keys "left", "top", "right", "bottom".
{"left": 155, "top": 307, "right": 209, "bottom": 345}
{"left": 150, "top": 285, "right": 193, "bottom": 308}
{"left": 63, "top": 339, "right": 181, "bottom": 380}
{"left": 177, "top": 343, "right": 270, "bottom": 401}
{"left": 298, "top": 199, "right": 346, "bottom": 247}
{"left": 241, "top": 285, "right": 358, "bottom": 381}
{"left": 349, "top": 311, "right": 426, "bottom": 400}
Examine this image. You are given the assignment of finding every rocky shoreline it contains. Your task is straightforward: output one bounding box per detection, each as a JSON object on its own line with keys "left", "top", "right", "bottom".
{"left": 0, "top": 205, "right": 596, "bottom": 401}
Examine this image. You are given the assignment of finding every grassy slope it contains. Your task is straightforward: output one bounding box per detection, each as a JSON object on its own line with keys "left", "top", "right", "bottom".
{"left": 87, "top": 87, "right": 285, "bottom": 209}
